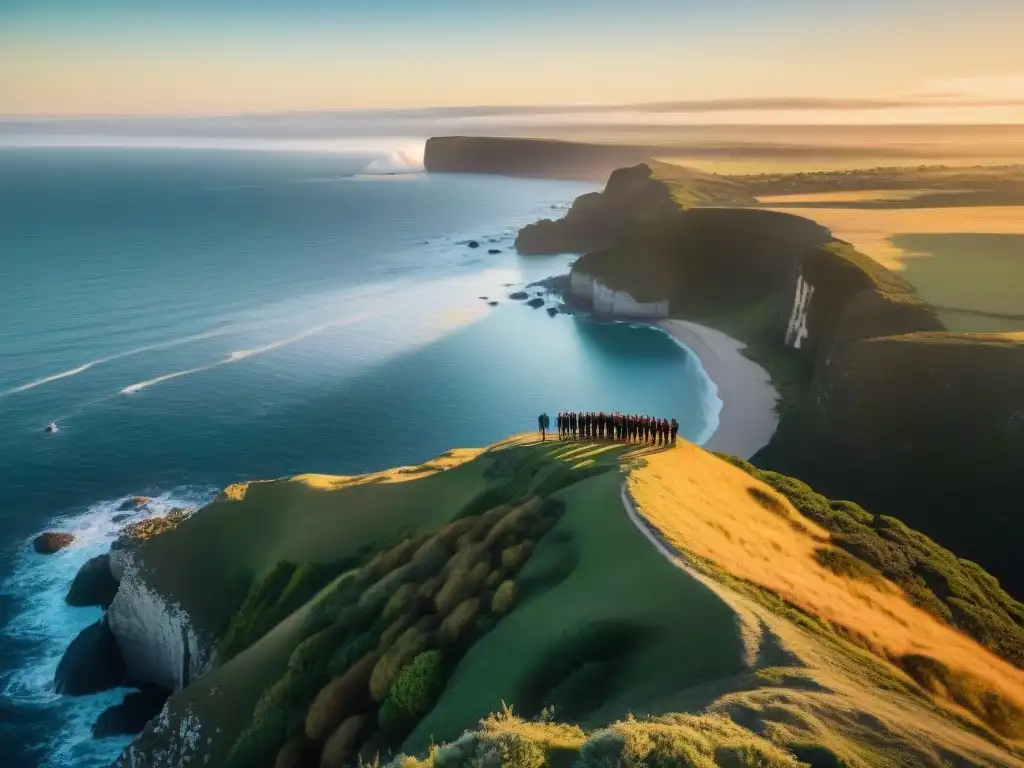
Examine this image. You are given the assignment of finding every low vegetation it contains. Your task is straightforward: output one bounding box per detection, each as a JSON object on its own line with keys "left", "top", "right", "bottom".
{"left": 721, "top": 455, "right": 1024, "bottom": 669}
{"left": 388, "top": 706, "right": 805, "bottom": 768}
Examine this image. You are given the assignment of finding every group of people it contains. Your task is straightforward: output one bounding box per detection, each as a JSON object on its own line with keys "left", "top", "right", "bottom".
{"left": 537, "top": 411, "right": 679, "bottom": 446}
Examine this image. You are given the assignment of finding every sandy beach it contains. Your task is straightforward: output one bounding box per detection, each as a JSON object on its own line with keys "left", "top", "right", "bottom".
{"left": 658, "top": 320, "right": 779, "bottom": 459}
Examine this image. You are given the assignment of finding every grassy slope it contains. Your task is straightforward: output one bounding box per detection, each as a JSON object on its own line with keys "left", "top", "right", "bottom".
{"left": 405, "top": 442, "right": 745, "bottom": 752}
{"left": 122, "top": 436, "right": 1024, "bottom": 768}
{"left": 130, "top": 449, "right": 488, "bottom": 636}
{"left": 627, "top": 441, "right": 1024, "bottom": 765}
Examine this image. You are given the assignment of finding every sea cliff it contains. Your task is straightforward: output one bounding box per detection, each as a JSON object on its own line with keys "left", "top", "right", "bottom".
{"left": 423, "top": 136, "right": 650, "bottom": 180}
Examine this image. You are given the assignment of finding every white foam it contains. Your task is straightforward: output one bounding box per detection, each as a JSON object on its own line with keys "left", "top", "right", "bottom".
{"left": 120, "top": 314, "right": 375, "bottom": 395}
{"left": 0, "top": 489, "right": 216, "bottom": 768}
{"left": 360, "top": 144, "right": 426, "bottom": 176}
{"left": 1, "top": 325, "right": 241, "bottom": 399}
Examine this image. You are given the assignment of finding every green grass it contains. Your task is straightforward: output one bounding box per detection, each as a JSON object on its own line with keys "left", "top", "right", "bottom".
{"left": 405, "top": 443, "right": 746, "bottom": 753}
{"left": 127, "top": 455, "right": 491, "bottom": 641}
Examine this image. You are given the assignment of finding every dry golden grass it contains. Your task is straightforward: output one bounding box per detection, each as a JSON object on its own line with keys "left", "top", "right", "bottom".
{"left": 626, "top": 442, "right": 1024, "bottom": 718}
{"left": 757, "top": 189, "right": 950, "bottom": 204}
{"left": 761, "top": 205, "right": 1024, "bottom": 271}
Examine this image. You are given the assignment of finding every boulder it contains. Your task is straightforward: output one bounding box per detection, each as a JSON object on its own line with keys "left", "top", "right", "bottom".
{"left": 509, "top": 292, "right": 529, "bottom": 300}
{"left": 546, "top": 307, "right": 558, "bottom": 317}
{"left": 55, "top": 617, "right": 127, "bottom": 695}
{"left": 67, "top": 554, "right": 120, "bottom": 609}
{"left": 526, "top": 298, "right": 545, "bottom": 309}
{"left": 34, "top": 532, "right": 74, "bottom": 555}
{"left": 91, "top": 685, "right": 170, "bottom": 738}
{"left": 467, "top": 241, "right": 480, "bottom": 249}
{"left": 488, "top": 249, "right": 501, "bottom": 254}
{"left": 117, "top": 496, "right": 151, "bottom": 512}
{"left": 488, "top": 301, "right": 499, "bottom": 307}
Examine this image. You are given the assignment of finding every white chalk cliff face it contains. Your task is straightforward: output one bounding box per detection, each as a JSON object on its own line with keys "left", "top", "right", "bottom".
{"left": 570, "top": 271, "right": 669, "bottom": 318}
{"left": 785, "top": 273, "right": 814, "bottom": 349}
{"left": 107, "top": 550, "right": 216, "bottom": 692}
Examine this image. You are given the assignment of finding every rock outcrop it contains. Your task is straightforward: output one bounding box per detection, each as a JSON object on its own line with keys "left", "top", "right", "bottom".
{"left": 424, "top": 136, "right": 649, "bottom": 181}
{"left": 55, "top": 617, "right": 127, "bottom": 695}
{"left": 34, "top": 531, "right": 74, "bottom": 554}
{"left": 106, "top": 549, "right": 216, "bottom": 692}
{"left": 67, "top": 553, "right": 120, "bottom": 609}
{"left": 569, "top": 272, "right": 669, "bottom": 318}
{"left": 566, "top": 207, "right": 831, "bottom": 316}
{"left": 93, "top": 685, "right": 171, "bottom": 738}
{"left": 515, "top": 164, "right": 676, "bottom": 255}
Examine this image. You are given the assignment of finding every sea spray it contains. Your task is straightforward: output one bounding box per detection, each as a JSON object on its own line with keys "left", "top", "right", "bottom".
{"left": 0, "top": 489, "right": 216, "bottom": 768}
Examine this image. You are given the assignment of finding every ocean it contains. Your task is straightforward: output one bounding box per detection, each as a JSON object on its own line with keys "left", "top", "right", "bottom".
{"left": 0, "top": 144, "right": 720, "bottom": 767}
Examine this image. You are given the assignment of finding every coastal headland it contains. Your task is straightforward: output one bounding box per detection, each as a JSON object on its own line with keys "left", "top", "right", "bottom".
{"left": 34, "top": 135, "right": 1023, "bottom": 768}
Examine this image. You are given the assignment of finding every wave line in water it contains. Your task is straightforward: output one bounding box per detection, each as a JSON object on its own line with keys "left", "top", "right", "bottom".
{"left": 0, "top": 325, "right": 241, "bottom": 398}
{"left": 120, "top": 314, "right": 375, "bottom": 395}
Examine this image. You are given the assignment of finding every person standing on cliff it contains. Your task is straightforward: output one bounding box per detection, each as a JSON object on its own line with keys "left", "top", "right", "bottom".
{"left": 670, "top": 418, "right": 679, "bottom": 445}
{"left": 538, "top": 412, "right": 549, "bottom": 441}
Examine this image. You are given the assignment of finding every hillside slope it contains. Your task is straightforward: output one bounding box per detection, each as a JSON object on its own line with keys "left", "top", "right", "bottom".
{"left": 103, "top": 437, "right": 1024, "bottom": 768}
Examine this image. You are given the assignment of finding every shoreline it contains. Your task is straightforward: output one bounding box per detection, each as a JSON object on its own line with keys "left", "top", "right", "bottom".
{"left": 657, "top": 319, "right": 779, "bottom": 459}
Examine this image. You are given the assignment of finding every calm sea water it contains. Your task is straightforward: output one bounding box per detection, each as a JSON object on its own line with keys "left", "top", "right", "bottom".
{"left": 0, "top": 146, "right": 719, "bottom": 767}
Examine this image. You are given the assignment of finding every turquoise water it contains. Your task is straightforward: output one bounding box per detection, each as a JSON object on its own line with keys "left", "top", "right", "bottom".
{"left": 0, "top": 147, "right": 719, "bottom": 767}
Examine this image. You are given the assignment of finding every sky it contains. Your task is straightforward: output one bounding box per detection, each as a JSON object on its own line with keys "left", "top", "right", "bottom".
{"left": 1, "top": 0, "right": 1023, "bottom": 122}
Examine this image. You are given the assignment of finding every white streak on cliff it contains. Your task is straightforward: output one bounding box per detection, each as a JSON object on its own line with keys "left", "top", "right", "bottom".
{"left": 106, "top": 552, "right": 215, "bottom": 692}
{"left": 785, "top": 274, "right": 815, "bottom": 349}
{"left": 570, "top": 270, "right": 670, "bottom": 318}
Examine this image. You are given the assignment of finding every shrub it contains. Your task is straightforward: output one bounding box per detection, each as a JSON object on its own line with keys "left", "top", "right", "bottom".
{"left": 390, "top": 650, "right": 444, "bottom": 719}
{"left": 306, "top": 650, "right": 378, "bottom": 740}
{"left": 384, "top": 583, "right": 418, "bottom": 621}
{"left": 328, "top": 627, "right": 381, "bottom": 678}
{"left": 370, "top": 627, "right": 429, "bottom": 702}
{"left": 435, "top": 561, "right": 488, "bottom": 615}
{"left": 898, "top": 654, "right": 1024, "bottom": 738}
{"left": 576, "top": 713, "right": 803, "bottom": 768}
{"left": 500, "top": 542, "right": 535, "bottom": 572}
{"left": 483, "top": 500, "right": 541, "bottom": 548}
{"left": 360, "top": 564, "right": 413, "bottom": 612}
{"left": 379, "top": 612, "right": 417, "bottom": 653}
{"left": 439, "top": 598, "right": 481, "bottom": 646}
{"left": 813, "top": 548, "right": 883, "bottom": 585}
{"left": 491, "top": 580, "right": 517, "bottom": 615}
{"left": 410, "top": 535, "right": 451, "bottom": 575}
{"left": 441, "top": 542, "right": 488, "bottom": 580}
{"left": 321, "top": 715, "right": 367, "bottom": 768}
{"left": 289, "top": 623, "right": 350, "bottom": 673}
{"left": 274, "top": 736, "right": 312, "bottom": 768}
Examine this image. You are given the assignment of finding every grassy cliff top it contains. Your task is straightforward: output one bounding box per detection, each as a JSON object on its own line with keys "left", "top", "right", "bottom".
{"left": 123, "top": 436, "right": 1024, "bottom": 767}
{"left": 811, "top": 240, "right": 932, "bottom": 309}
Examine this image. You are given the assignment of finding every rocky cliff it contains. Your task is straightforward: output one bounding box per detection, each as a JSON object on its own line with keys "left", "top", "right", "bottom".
{"left": 515, "top": 163, "right": 677, "bottom": 254}
{"left": 423, "top": 136, "right": 650, "bottom": 180}
{"left": 567, "top": 206, "right": 831, "bottom": 316}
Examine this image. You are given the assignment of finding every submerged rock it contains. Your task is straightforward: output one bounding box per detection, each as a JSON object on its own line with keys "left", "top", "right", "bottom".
{"left": 92, "top": 685, "right": 170, "bottom": 738}
{"left": 488, "top": 301, "right": 499, "bottom": 306}
{"left": 527, "top": 298, "right": 545, "bottom": 308}
{"left": 467, "top": 240, "right": 480, "bottom": 249}
{"left": 117, "top": 496, "right": 151, "bottom": 512}
{"left": 546, "top": 307, "right": 559, "bottom": 317}
{"left": 34, "top": 531, "right": 74, "bottom": 554}
{"left": 488, "top": 248, "right": 501, "bottom": 254}
{"left": 55, "top": 617, "right": 127, "bottom": 695}
{"left": 67, "top": 554, "right": 120, "bottom": 609}
{"left": 509, "top": 291, "right": 529, "bottom": 300}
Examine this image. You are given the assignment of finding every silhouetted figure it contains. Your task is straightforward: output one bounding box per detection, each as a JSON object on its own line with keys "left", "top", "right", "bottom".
{"left": 670, "top": 418, "right": 679, "bottom": 445}
{"left": 538, "top": 412, "right": 549, "bottom": 441}
{"left": 556, "top": 412, "right": 563, "bottom": 439}
{"left": 572, "top": 411, "right": 578, "bottom": 439}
